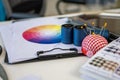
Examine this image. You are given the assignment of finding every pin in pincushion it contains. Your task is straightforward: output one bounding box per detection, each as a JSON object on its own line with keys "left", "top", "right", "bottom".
{"left": 81, "top": 34, "right": 108, "bottom": 57}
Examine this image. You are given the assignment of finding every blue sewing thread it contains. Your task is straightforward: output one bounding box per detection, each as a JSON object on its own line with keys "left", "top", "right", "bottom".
{"left": 94, "top": 29, "right": 109, "bottom": 39}
{"left": 73, "top": 25, "right": 87, "bottom": 46}
{"left": 87, "top": 26, "right": 109, "bottom": 39}
{"left": 61, "top": 24, "right": 73, "bottom": 44}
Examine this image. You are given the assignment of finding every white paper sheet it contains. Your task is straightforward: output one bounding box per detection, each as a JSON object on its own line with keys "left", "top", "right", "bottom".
{"left": 0, "top": 17, "right": 81, "bottom": 63}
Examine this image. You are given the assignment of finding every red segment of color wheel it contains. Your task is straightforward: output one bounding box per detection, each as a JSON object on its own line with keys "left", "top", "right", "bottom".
{"left": 82, "top": 34, "right": 108, "bottom": 57}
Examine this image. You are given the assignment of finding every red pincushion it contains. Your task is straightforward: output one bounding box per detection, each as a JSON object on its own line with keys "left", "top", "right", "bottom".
{"left": 82, "top": 34, "right": 108, "bottom": 57}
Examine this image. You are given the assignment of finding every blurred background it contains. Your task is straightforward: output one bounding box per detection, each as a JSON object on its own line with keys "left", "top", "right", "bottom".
{"left": 45, "top": 0, "right": 119, "bottom": 16}
{"left": 0, "top": 0, "right": 120, "bottom": 35}
{"left": 0, "top": 0, "right": 120, "bottom": 20}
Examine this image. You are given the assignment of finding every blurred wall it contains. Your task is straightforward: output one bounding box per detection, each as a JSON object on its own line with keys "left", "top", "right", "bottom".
{"left": 45, "top": 0, "right": 58, "bottom": 16}
{"left": 45, "top": 0, "right": 118, "bottom": 16}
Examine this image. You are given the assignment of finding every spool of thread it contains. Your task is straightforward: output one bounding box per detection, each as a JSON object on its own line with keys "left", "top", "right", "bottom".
{"left": 95, "top": 29, "right": 109, "bottom": 39}
{"left": 73, "top": 25, "right": 87, "bottom": 46}
{"left": 88, "top": 26, "right": 109, "bottom": 39}
{"left": 61, "top": 24, "right": 73, "bottom": 44}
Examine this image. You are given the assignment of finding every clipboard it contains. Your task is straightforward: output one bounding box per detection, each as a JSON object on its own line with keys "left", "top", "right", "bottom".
{"left": 0, "top": 17, "right": 84, "bottom": 64}
{"left": 4, "top": 51, "right": 84, "bottom": 64}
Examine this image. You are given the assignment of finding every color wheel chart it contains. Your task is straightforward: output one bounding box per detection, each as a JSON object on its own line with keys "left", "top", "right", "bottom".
{"left": 23, "top": 25, "right": 61, "bottom": 44}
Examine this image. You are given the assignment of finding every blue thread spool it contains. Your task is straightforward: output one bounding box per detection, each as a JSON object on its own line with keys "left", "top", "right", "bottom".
{"left": 88, "top": 26, "right": 109, "bottom": 39}
{"left": 73, "top": 25, "right": 87, "bottom": 46}
{"left": 100, "top": 29, "right": 109, "bottom": 39}
{"left": 61, "top": 24, "right": 73, "bottom": 44}
{"left": 94, "top": 28, "right": 109, "bottom": 39}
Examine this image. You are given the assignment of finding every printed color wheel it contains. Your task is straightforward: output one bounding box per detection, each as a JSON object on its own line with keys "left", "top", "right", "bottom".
{"left": 23, "top": 25, "right": 61, "bottom": 44}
